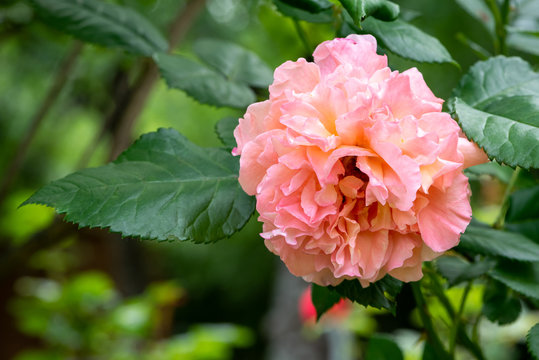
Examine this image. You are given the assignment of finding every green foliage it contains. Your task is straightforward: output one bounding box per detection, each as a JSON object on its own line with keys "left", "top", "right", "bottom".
{"left": 458, "top": 223, "right": 539, "bottom": 262}
{"left": 215, "top": 117, "right": 239, "bottom": 151}
{"left": 436, "top": 256, "right": 495, "bottom": 286}
{"left": 311, "top": 284, "right": 341, "bottom": 320}
{"left": 491, "top": 260, "right": 539, "bottom": 300}
{"left": 23, "top": 129, "right": 255, "bottom": 243}
{"left": 29, "top": 0, "right": 167, "bottom": 56}
{"left": 277, "top": 0, "right": 333, "bottom": 13}
{"left": 365, "top": 335, "right": 404, "bottom": 360}
{"left": 450, "top": 56, "right": 539, "bottom": 169}
{"left": 360, "top": 18, "right": 456, "bottom": 64}
{"left": 272, "top": 0, "right": 334, "bottom": 23}
{"left": 154, "top": 54, "right": 256, "bottom": 109}
{"left": 482, "top": 280, "right": 522, "bottom": 325}
{"left": 528, "top": 323, "right": 539, "bottom": 360}
{"left": 331, "top": 275, "right": 402, "bottom": 314}
{"left": 505, "top": 186, "right": 539, "bottom": 240}
{"left": 193, "top": 38, "right": 274, "bottom": 88}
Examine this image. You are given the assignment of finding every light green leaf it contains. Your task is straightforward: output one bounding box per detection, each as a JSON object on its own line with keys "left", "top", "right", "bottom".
{"left": 528, "top": 323, "right": 539, "bottom": 360}
{"left": 273, "top": 0, "right": 334, "bottom": 22}
{"left": 451, "top": 97, "right": 539, "bottom": 168}
{"left": 458, "top": 224, "right": 539, "bottom": 262}
{"left": 277, "top": 0, "right": 333, "bottom": 13}
{"left": 193, "top": 38, "right": 274, "bottom": 88}
{"left": 491, "top": 260, "right": 539, "bottom": 300}
{"left": 311, "top": 284, "right": 342, "bottom": 320}
{"left": 331, "top": 275, "right": 402, "bottom": 314}
{"left": 482, "top": 280, "right": 522, "bottom": 325}
{"left": 361, "top": 18, "right": 456, "bottom": 64}
{"left": 23, "top": 129, "right": 255, "bottom": 244}
{"left": 154, "top": 53, "right": 256, "bottom": 109}
{"left": 215, "top": 116, "right": 239, "bottom": 151}
{"left": 366, "top": 335, "right": 404, "bottom": 360}
{"left": 29, "top": 0, "right": 167, "bottom": 56}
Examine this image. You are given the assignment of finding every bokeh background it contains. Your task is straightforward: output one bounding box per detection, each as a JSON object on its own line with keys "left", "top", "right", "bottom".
{"left": 1, "top": 0, "right": 538, "bottom": 359}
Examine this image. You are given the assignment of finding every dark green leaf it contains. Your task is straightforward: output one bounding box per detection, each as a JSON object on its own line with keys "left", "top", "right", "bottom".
{"left": 29, "top": 0, "right": 167, "bottom": 56}
{"left": 458, "top": 224, "right": 539, "bottom": 262}
{"left": 193, "top": 38, "right": 274, "bottom": 88}
{"left": 483, "top": 280, "right": 522, "bottom": 325}
{"left": 339, "top": 0, "right": 365, "bottom": 24}
{"left": 361, "top": 18, "right": 456, "bottom": 64}
{"left": 528, "top": 323, "right": 539, "bottom": 360}
{"left": 273, "top": 0, "right": 334, "bottom": 23}
{"left": 450, "top": 97, "right": 539, "bottom": 169}
{"left": 436, "top": 256, "right": 495, "bottom": 286}
{"left": 365, "top": 335, "right": 404, "bottom": 360}
{"left": 364, "top": 0, "right": 400, "bottom": 21}
{"left": 491, "top": 260, "right": 539, "bottom": 300}
{"left": 311, "top": 284, "right": 342, "bottom": 320}
{"left": 506, "top": 186, "right": 539, "bottom": 241}
{"left": 215, "top": 117, "right": 239, "bottom": 151}
{"left": 23, "top": 129, "right": 255, "bottom": 244}
{"left": 422, "top": 342, "right": 438, "bottom": 360}
{"left": 331, "top": 275, "right": 402, "bottom": 313}
{"left": 154, "top": 53, "right": 256, "bottom": 109}
{"left": 277, "top": 0, "right": 333, "bottom": 13}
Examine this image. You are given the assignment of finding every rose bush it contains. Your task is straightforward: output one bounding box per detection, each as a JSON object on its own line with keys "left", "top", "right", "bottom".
{"left": 234, "top": 34, "right": 487, "bottom": 287}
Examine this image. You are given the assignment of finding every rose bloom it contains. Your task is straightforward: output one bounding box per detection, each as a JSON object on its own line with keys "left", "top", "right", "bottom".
{"left": 233, "top": 35, "right": 487, "bottom": 287}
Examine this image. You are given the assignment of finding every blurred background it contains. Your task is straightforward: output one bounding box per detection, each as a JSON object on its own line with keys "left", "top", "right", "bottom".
{"left": 1, "top": 0, "right": 538, "bottom": 359}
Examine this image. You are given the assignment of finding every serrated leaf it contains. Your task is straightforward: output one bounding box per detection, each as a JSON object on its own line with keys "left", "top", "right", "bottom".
{"left": 365, "top": 335, "right": 404, "bottom": 360}
{"left": 193, "top": 38, "right": 273, "bottom": 88}
{"left": 311, "top": 284, "right": 342, "bottom": 320}
{"left": 458, "top": 224, "right": 539, "bottom": 262}
{"left": 277, "top": 0, "right": 333, "bottom": 13}
{"left": 482, "top": 279, "right": 522, "bottom": 325}
{"left": 215, "top": 117, "right": 239, "bottom": 151}
{"left": 29, "top": 0, "right": 167, "bottom": 56}
{"left": 506, "top": 186, "right": 539, "bottom": 241}
{"left": 273, "top": 0, "right": 334, "bottom": 23}
{"left": 361, "top": 18, "right": 456, "bottom": 64}
{"left": 491, "top": 260, "right": 539, "bottom": 300}
{"left": 436, "top": 256, "right": 495, "bottom": 286}
{"left": 23, "top": 129, "right": 255, "bottom": 244}
{"left": 331, "top": 275, "right": 402, "bottom": 313}
{"left": 451, "top": 97, "right": 539, "bottom": 169}
{"left": 154, "top": 53, "right": 256, "bottom": 109}
{"left": 528, "top": 323, "right": 539, "bottom": 360}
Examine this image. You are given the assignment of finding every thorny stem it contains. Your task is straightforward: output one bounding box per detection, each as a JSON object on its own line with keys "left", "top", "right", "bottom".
{"left": 493, "top": 167, "right": 521, "bottom": 229}
{"left": 0, "top": 41, "right": 83, "bottom": 210}
{"left": 411, "top": 281, "right": 451, "bottom": 360}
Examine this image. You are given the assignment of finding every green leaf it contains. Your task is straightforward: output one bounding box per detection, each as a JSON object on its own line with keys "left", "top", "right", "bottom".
{"left": 311, "top": 284, "right": 342, "bottom": 320}
{"left": 528, "top": 323, "right": 539, "bottom": 360}
{"left": 365, "top": 335, "right": 404, "bottom": 360}
{"left": 464, "top": 162, "right": 514, "bottom": 183}
{"left": 29, "top": 0, "right": 167, "bottom": 56}
{"left": 215, "top": 117, "right": 239, "bottom": 151}
{"left": 454, "top": 0, "right": 494, "bottom": 33}
{"left": 458, "top": 224, "right": 539, "bottom": 262}
{"left": 339, "top": 0, "right": 365, "bottom": 24}
{"left": 331, "top": 275, "right": 402, "bottom": 313}
{"left": 273, "top": 0, "right": 334, "bottom": 23}
{"left": 450, "top": 97, "right": 539, "bottom": 169}
{"left": 193, "top": 38, "right": 274, "bottom": 88}
{"left": 23, "top": 129, "right": 255, "bottom": 244}
{"left": 361, "top": 18, "right": 456, "bottom": 64}
{"left": 154, "top": 53, "right": 256, "bottom": 109}
{"left": 364, "top": 0, "right": 400, "bottom": 22}
{"left": 436, "top": 256, "right": 495, "bottom": 286}
{"left": 491, "top": 260, "right": 539, "bottom": 300}
{"left": 277, "top": 0, "right": 333, "bottom": 13}
{"left": 506, "top": 186, "right": 539, "bottom": 241}
{"left": 482, "top": 280, "right": 522, "bottom": 325}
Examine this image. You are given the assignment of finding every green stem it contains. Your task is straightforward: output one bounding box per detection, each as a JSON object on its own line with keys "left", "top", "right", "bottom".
{"left": 293, "top": 19, "right": 312, "bottom": 56}
{"left": 449, "top": 281, "right": 472, "bottom": 357}
{"left": 483, "top": 0, "right": 508, "bottom": 54}
{"left": 411, "top": 281, "right": 450, "bottom": 360}
{"left": 493, "top": 167, "right": 521, "bottom": 229}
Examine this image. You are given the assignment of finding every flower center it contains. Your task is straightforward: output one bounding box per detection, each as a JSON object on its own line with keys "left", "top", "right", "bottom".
{"left": 341, "top": 156, "right": 368, "bottom": 182}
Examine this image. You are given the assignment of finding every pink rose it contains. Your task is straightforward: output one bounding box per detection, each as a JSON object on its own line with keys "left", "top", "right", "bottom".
{"left": 233, "top": 35, "right": 487, "bottom": 287}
